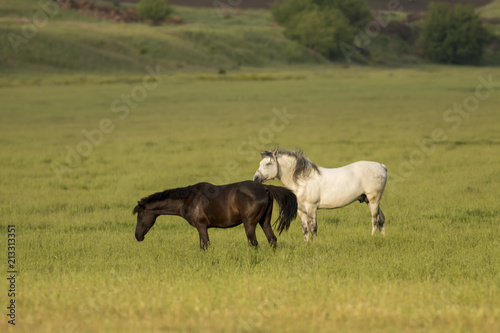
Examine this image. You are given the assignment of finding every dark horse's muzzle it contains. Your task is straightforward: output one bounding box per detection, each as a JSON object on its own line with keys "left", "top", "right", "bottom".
{"left": 135, "top": 233, "right": 144, "bottom": 242}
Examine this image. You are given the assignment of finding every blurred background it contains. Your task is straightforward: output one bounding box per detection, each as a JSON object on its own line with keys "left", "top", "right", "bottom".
{"left": 1, "top": 0, "right": 500, "bottom": 76}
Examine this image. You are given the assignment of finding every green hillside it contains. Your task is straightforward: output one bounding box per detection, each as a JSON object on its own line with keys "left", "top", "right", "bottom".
{"left": 0, "top": 0, "right": 328, "bottom": 75}
{"left": 477, "top": 0, "right": 500, "bottom": 17}
{"left": 1, "top": 0, "right": 499, "bottom": 74}
{"left": 479, "top": 0, "right": 500, "bottom": 35}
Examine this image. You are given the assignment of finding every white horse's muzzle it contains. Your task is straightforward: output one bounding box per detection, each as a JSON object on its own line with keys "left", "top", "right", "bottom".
{"left": 253, "top": 171, "right": 265, "bottom": 183}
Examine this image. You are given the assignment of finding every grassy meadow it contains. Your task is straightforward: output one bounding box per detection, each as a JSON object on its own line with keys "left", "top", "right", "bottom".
{"left": 1, "top": 0, "right": 500, "bottom": 332}
{"left": 0, "top": 65, "right": 499, "bottom": 332}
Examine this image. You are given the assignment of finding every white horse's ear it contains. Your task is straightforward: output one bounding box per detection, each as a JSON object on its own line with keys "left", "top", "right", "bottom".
{"left": 260, "top": 151, "right": 266, "bottom": 158}
{"left": 273, "top": 150, "right": 278, "bottom": 159}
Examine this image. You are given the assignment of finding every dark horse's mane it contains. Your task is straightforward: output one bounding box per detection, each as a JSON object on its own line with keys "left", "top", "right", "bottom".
{"left": 133, "top": 185, "right": 196, "bottom": 214}
{"left": 262, "top": 149, "right": 321, "bottom": 183}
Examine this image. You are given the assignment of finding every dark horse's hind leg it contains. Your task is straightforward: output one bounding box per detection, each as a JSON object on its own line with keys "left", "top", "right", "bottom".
{"left": 197, "top": 226, "right": 210, "bottom": 250}
{"left": 243, "top": 220, "right": 259, "bottom": 247}
{"left": 259, "top": 200, "right": 277, "bottom": 248}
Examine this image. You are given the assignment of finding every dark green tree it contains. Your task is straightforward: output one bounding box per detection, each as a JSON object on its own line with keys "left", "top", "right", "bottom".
{"left": 312, "top": 0, "right": 371, "bottom": 27}
{"left": 271, "top": 0, "right": 370, "bottom": 59}
{"left": 420, "top": 2, "right": 490, "bottom": 64}
{"left": 272, "top": 0, "right": 369, "bottom": 27}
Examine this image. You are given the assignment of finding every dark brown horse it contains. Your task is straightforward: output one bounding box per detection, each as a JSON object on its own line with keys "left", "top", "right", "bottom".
{"left": 133, "top": 181, "right": 297, "bottom": 249}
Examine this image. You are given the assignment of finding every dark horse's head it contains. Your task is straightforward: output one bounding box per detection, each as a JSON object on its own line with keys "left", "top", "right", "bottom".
{"left": 133, "top": 186, "right": 194, "bottom": 242}
{"left": 133, "top": 203, "right": 158, "bottom": 242}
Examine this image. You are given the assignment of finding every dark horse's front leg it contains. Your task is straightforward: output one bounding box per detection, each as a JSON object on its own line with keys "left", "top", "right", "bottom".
{"left": 197, "top": 226, "right": 210, "bottom": 250}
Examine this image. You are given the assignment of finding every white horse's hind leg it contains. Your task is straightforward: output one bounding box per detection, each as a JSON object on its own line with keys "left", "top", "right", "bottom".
{"left": 378, "top": 207, "right": 385, "bottom": 236}
{"left": 367, "top": 199, "right": 381, "bottom": 235}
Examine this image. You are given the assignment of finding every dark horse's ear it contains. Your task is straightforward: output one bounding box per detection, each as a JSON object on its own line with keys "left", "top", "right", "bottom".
{"left": 132, "top": 202, "right": 145, "bottom": 215}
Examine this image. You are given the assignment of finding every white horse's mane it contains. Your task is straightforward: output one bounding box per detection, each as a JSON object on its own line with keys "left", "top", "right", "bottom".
{"left": 262, "top": 149, "right": 321, "bottom": 183}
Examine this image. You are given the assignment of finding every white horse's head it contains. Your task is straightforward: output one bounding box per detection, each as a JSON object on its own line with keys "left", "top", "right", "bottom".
{"left": 253, "top": 150, "right": 280, "bottom": 183}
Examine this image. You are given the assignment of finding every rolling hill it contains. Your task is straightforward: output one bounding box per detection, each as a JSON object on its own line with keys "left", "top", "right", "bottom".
{"left": 1, "top": 0, "right": 499, "bottom": 75}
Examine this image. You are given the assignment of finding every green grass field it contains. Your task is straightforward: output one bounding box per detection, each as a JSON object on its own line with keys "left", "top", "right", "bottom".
{"left": 1, "top": 65, "right": 499, "bottom": 332}
{"left": 1, "top": 0, "right": 500, "bottom": 332}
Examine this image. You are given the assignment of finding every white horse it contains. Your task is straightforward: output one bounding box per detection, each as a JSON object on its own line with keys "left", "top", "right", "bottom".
{"left": 253, "top": 149, "right": 387, "bottom": 241}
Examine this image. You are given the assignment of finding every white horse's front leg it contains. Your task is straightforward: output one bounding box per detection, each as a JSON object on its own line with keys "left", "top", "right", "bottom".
{"left": 297, "top": 210, "right": 310, "bottom": 242}
{"left": 309, "top": 210, "right": 318, "bottom": 240}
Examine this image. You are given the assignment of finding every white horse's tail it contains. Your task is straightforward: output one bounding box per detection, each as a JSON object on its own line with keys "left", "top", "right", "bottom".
{"left": 380, "top": 163, "right": 388, "bottom": 200}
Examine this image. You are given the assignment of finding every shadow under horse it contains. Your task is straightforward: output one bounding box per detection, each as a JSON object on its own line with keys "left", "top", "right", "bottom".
{"left": 133, "top": 180, "right": 297, "bottom": 249}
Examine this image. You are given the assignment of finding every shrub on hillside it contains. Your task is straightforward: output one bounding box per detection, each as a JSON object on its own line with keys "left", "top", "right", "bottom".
{"left": 271, "top": 0, "right": 370, "bottom": 60}
{"left": 284, "top": 8, "right": 351, "bottom": 58}
{"left": 137, "top": 0, "right": 172, "bottom": 25}
{"left": 272, "top": 0, "right": 369, "bottom": 27}
{"left": 420, "top": 2, "right": 490, "bottom": 64}
{"left": 314, "top": 0, "right": 371, "bottom": 27}
{"left": 272, "top": 0, "right": 313, "bottom": 25}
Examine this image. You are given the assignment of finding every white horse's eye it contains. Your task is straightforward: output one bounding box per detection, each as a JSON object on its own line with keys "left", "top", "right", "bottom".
{"left": 266, "top": 162, "right": 272, "bottom": 166}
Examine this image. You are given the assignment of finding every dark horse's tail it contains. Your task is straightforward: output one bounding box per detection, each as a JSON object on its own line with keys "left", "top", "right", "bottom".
{"left": 263, "top": 185, "right": 298, "bottom": 235}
